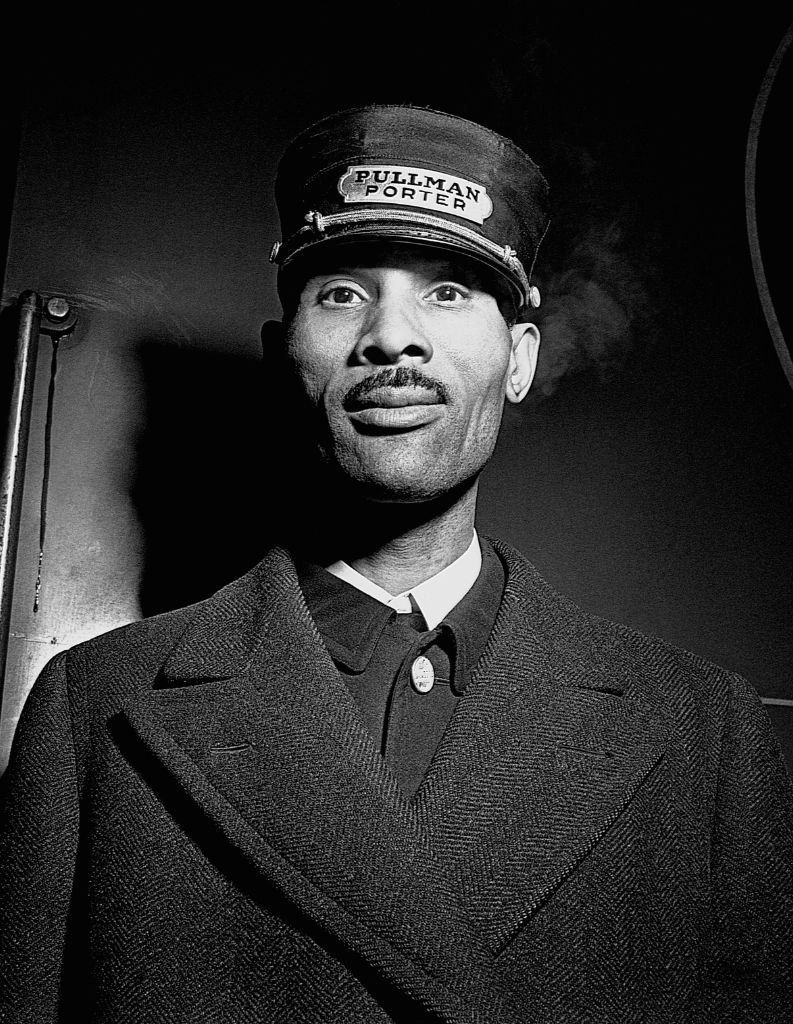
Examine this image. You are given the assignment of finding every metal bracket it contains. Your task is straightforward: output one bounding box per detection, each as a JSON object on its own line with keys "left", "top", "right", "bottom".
{"left": 40, "top": 295, "right": 79, "bottom": 337}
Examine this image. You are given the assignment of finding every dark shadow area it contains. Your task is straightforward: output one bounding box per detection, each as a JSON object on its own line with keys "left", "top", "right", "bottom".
{"left": 132, "top": 340, "right": 285, "bottom": 616}
{"left": 0, "top": 59, "right": 22, "bottom": 292}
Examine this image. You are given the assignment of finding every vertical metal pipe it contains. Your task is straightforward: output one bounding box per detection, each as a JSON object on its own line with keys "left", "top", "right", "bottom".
{"left": 0, "top": 290, "right": 42, "bottom": 702}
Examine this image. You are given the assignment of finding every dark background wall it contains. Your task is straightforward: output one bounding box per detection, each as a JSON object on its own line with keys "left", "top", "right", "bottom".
{"left": 2, "top": 11, "right": 792, "bottom": 768}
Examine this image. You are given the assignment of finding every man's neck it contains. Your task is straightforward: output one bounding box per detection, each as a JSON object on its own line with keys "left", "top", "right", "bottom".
{"left": 344, "top": 493, "right": 477, "bottom": 595}
{"left": 295, "top": 480, "right": 480, "bottom": 595}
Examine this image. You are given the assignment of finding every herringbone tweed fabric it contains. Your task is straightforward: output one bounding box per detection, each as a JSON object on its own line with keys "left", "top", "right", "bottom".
{"left": 1, "top": 539, "right": 792, "bottom": 1023}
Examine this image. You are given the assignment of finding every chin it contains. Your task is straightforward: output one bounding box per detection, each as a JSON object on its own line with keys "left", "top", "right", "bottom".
{"left": 338, "top": 454, "right": 478, "bottom": 506}
{"left": 346, "top": 469, "right": 445, "bottom": 504}
{"left": 360, "top": 483, "right": 444, "bottom": 505}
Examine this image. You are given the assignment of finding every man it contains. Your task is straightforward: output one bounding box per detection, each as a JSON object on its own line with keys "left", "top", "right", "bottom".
{"left": 1, "top": 105, "right": 792, "bottom": 1023}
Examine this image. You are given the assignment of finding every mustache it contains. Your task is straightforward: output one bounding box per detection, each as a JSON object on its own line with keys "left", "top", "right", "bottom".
{"left": 343, "top": 366, "right": 450, "bottom": 409}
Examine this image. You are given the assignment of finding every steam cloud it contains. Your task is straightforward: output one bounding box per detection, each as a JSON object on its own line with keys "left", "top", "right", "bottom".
{"left": 531, "top": 220, "right": 655, "bottom": 398}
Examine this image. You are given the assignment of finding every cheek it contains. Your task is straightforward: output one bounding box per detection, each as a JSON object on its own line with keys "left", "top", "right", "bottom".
{"left": 285, "top": 321, "right": 339, "bottom": 406}
{"left": 453, "top": 334, "right": 511, "bottom": 420}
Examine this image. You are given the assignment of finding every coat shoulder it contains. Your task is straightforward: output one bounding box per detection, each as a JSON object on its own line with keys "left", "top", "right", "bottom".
{"left": 50, "top": 552, "right": 285, "bottom": 709}
{"left": 488, "top": 535, "right": 753, "bottom": 709}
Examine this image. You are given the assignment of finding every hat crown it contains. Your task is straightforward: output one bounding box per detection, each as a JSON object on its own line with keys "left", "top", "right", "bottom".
{"left": 273, "top": 104, "right": 549, "bottom": 310}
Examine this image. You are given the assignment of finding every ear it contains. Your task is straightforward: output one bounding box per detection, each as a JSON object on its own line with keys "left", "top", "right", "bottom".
{"left": 506, "top": 322, "right": 541, "bottom": 404}
{"left": 260, "top": 319, "right": 285, "bottom": 353}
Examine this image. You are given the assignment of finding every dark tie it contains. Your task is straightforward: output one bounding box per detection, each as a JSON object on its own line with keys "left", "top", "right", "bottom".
{"left": 395, "top": 594, "right": 428, "bottom": 634}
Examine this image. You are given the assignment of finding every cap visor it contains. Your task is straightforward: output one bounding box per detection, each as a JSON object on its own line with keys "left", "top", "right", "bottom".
{"left": 279, "top": 224, "right": 525, "bottom": 309}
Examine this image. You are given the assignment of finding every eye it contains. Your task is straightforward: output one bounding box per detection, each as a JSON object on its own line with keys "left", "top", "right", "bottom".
{"left": 428, "top": 283, "right": 468, "bottom": 304}
{"left": 319, "top": 284, "right": 366, "bottom": 307}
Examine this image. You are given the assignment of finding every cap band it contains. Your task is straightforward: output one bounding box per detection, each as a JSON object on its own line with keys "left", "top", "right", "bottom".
{"left": 272, "top": 206, "right": 530, "bottom": 301}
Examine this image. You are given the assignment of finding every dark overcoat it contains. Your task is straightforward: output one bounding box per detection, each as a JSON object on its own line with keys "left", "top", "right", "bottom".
{"left": 1, "top": 539, "right": 792, "bottom": 1022}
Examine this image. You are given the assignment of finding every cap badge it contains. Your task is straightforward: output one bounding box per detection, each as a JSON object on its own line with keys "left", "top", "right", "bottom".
{"left": 338, "top": 165, "right": 493, "bottom": 226}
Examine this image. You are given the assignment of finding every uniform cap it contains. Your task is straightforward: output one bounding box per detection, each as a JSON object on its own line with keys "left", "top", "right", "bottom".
{"left": 271, "top": 105, "right": 549, "bottom": 313}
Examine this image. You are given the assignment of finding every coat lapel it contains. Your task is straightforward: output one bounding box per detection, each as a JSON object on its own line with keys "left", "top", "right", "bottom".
{"left": 413, "top": 538, "right": 672, "bottom": 953}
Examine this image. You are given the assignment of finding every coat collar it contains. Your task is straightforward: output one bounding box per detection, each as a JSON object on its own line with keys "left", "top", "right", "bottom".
{"left": 157, "top": 539, "right": 642, "bottom": 698}
{"left": 157, "top": 548, "right": 299, "bottom": 683}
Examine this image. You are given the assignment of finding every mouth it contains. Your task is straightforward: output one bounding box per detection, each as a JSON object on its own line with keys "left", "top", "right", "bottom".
{"left": 345, "top": 386, "right": 443, "bottom": 411}
{"left": 344, "top": 386, "right": 446, "bottom": 431}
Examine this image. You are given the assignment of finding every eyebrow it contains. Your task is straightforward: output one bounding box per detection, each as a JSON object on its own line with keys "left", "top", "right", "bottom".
{"left": 306, "top": 263, "right": 483, "bottom": 285}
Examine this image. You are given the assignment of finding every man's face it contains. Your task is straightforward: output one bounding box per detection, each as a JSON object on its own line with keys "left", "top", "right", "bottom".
{"left": 281, "top": 242, "right": 535, "bottom": 503}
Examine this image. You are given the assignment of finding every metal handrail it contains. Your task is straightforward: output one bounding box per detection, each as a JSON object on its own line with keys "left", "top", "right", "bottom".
{"left": 0, "top": 291, "right": 42, "bottom": 703}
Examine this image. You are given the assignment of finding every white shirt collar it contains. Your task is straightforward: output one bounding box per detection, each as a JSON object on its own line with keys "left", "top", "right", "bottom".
{"left": 324, "top": 532, "right": 482, "bottom": 630}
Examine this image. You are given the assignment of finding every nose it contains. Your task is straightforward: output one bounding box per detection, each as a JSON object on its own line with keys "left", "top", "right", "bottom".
{"left": 352, "top": 294, "right": 434, "bottom": 366}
